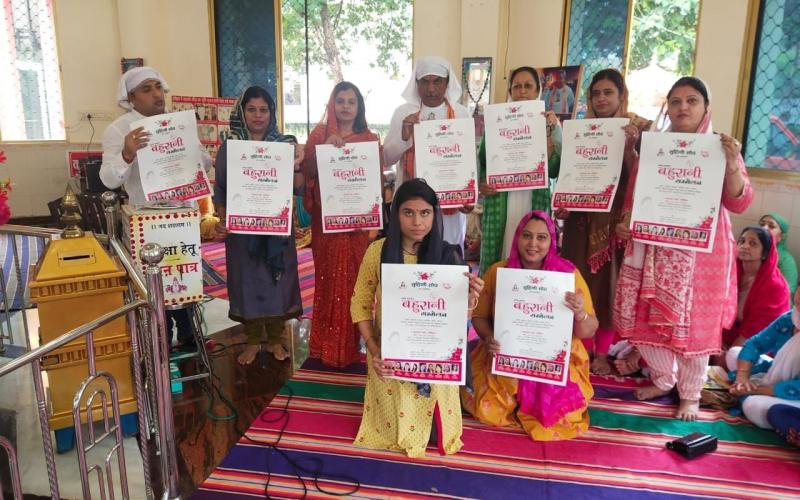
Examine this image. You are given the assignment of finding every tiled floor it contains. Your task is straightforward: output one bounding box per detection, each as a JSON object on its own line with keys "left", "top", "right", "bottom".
{"left": 0, "top": 297, "right": 295, "bottom": 498}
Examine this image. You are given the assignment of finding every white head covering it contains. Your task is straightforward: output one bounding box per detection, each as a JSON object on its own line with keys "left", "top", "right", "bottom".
{"left": 117, "top": 66, "right": 170, "bottom": 111}
{"left": 401, "top": 56, "right": 462, "bottom": 106}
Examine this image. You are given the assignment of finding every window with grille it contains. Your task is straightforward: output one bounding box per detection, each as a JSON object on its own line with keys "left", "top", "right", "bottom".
{"left": 742, "top": 0, "right": 800, "bottom": 170}
{"left": 213, "top": 0, "right": 280, "bottom": 103}
{"left": 565, "top": 0, "right": 629, "bottom": 118}
{"left": 0, "top": 0, "right": 65, "bottom": 141}
{"left": 564, "top": 0, "right": 700, "bottom": 122}
{"left": 280, "top": 0, "right": 413, "bottom": 143}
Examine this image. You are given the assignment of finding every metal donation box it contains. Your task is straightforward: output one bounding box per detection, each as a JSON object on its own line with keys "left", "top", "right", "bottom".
{"left": 28, "top": 230, "right": 135, "bottom": 448}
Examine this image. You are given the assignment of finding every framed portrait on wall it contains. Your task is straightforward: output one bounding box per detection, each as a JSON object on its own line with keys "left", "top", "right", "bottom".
{"left": 121, "top": 58, "right": 144, "bottom": 74}
{"left": 539, "top": 65, "right": 583, "bottom": 122}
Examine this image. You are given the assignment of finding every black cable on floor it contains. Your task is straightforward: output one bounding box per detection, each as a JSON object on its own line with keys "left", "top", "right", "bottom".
{"left": 235, "top": 379, "right": 361, "bottom": 498}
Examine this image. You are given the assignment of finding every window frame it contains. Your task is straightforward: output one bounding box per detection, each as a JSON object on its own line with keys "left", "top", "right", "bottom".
{"left": 208, "top": 0, "right": 284, "bottom": 130}
{"left": 0, "top": 0, "right": 68, "bottom": 143}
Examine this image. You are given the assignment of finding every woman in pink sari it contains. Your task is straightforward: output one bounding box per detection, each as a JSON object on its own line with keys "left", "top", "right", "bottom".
{"left": 613, "top": 77, "right": 753, "bottom": 421}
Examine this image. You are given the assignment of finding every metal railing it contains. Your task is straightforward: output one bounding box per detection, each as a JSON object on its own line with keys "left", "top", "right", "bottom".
{"left": 0, "top": 192, "right": 182, "bottom": 499}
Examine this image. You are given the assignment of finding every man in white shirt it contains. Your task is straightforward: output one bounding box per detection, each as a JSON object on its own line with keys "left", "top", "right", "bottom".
{"left": 384, "top": 56, "right": 474, "bottom": 250}
{"left": 101, "top": 66, "right": 209, "bottom": 348}
{"left": 100, "top": 66, "right": 211, "bottom": 206}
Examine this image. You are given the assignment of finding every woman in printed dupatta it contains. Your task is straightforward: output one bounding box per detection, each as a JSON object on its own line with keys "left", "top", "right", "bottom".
{"left": 613, "top": 77, "right": 753, "bottom": 420}
{"left": 213, "top": 85, "right": 305, "bottom": 365}
{"left": 478, "top": 66, "right": 563, "bottom": 276}
{"left": 303, "top": 81, "right": 384, "bottom": 368}
{"left": 463, "top": 210, "right": 598, "bottom": 440}
{"left": 350, "top": 179, "right": 484, "bottom": 457}
{"left": 558, "top": 69, "right": 651, "bottom": 376}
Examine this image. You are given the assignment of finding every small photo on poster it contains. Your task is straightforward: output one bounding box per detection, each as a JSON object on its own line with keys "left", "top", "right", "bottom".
{"left": 199, "top": 123, "right": 218, "bottom": 143}
{"left": 171, "top": 102, "right": 194, "bottom": 113}
{"left": 218, "top": 105, "right": 233, "bottom": 123}
{"left": 539, "top": 65, "right": 583, "bottom": 122}
{"left": 218, "top": 124, "right": 231, "bottom": 143}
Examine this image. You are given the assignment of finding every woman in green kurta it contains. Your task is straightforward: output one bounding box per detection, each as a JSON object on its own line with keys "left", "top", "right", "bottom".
{"left": 478, "top": 66, "right": 563, "bottom": 276}
{"left": 760, "top": 212, "right": 799, "bottom": 296}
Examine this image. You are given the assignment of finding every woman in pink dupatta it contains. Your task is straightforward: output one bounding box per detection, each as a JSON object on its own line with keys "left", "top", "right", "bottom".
{"left": 462, "top": 210, "right": 599, "bottom": 440}
{"left": 613, "top": 77, "right": 753, "bottom": 421}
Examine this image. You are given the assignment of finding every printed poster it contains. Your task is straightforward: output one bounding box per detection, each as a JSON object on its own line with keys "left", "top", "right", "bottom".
{"left": 316, "top": 142, "right": 383, "bottom": 233}
{"left": 552, "top": 118, "right": 629, "bottom": 212}
{"left": 413, "top": 118, "right": 477, "bottom": 207}
{"left": 484, "top": 100, "right": 549, "bottom": 191}
{"left": 630, "top": 132, "right": 726, "bottom": 252}
{"left": 225, "top": 140, "right": 294, "bottom": 236}
{"left": 381, "top": 264, "right": 469, "bottom": 385}
{"left": 131, "top": 110, "right": 211, "bottom": 203}
{"left": 492, "top": 268, "right": 575, "bottom": 386}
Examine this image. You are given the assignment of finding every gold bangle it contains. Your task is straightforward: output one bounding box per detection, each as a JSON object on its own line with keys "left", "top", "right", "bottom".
{"left": 468, "top": 297, "right": 479, "bottom": 311}
{"left": 576, "top": 311, "right": 589, "bottom": 322}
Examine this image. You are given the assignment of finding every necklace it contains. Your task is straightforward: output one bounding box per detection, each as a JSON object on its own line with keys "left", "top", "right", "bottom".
{"left": 402, "top": 246, "right": 418, "bottom": 256}
{"left": 462, "top": 63, "right": 491, "bottom": 107}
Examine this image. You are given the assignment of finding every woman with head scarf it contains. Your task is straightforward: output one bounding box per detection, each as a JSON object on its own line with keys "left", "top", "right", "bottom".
{"left": 463, "top": 210, "right": 598, "bottom": 440}
{"left": 212, "top": 86, "right": 305, "bottom": 365}
{"left": 478, "top": 66, "right": 563, "bottom": 277}
{"left": 722, "top": 226, "right": 790, "bottom": 348}
{"left": 613, "top": 77, "right": 754, "bottom": 421}
{"left": 302, "top": 81, "right": 384, "bottom": 369}
{"left": 558, "top": 69, "right": 652, "bottom": 376}
{"left": 350, "top": 179, "right": 484, "bottom": 457}
{"left": 760, "top": 213, "right": 798, "bottom": 296}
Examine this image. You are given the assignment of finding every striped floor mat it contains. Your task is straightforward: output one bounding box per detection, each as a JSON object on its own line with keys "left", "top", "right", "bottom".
{"left": 194, "top": 361, "right": 800, "bottom": 499}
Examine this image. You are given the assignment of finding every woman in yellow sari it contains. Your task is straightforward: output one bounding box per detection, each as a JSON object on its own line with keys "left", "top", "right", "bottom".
{"left": 463, "top": 210, "right": 598, "bottom": 440}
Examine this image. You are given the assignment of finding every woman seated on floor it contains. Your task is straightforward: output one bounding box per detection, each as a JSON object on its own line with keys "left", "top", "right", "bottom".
{"left": 462, "top": 210, "right": 598, "bottom": 440}
{"left": 722, "top": 226, "right": 790, "bottom": 348}
{"left": 727, "top": 284, "right": 800, "bottom": 429}
{"left": 350, "top": 179, "right": 484, "bottom": 457}
{"left": 760, "top": 212, "right": 798, "bottom": 297}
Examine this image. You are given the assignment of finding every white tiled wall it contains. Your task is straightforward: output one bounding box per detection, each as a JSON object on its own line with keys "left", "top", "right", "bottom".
{"left": 731, "top": 174, "right": 800, "bottom": 262}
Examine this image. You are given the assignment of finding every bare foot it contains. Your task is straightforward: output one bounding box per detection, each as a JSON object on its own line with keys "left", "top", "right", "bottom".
{"left": 634, "top": 385, "right": 671, "bottom": 401}
{"left": 591, "top": 354, "right": 612, "bottom": 375}
{"left": 675, "top": 399, "right": 700, "bottom": 421}
{"left": 237, "top": 344, "right": 261, "bottom": 365}
{"left": 266, "top": 344, "right": 291, "bottom": 361}
{"left": 614, "top": 349, "right": 643, "bottom": 376}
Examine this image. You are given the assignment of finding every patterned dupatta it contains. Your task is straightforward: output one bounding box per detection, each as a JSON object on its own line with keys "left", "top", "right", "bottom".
{"left": 507, "top": 210, "right": 586, "bottom": 427}
{"left": 584, "top": 69, "right": 652, "bottom": 273}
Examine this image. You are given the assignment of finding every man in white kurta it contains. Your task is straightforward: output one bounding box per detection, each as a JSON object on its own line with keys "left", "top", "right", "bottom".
{"left": 100, "top": 66, "right": 211, "bottom": 347}
{"left": 384, "top": 56, "right": 473, "bottom": 250}
{"left": 100, "top": 66, "right": 211, "bottom": 207}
